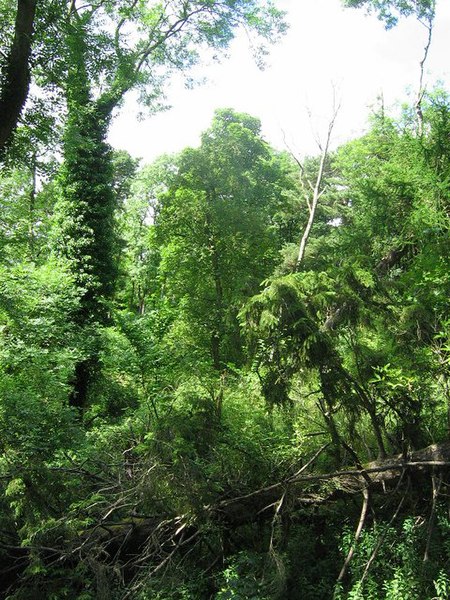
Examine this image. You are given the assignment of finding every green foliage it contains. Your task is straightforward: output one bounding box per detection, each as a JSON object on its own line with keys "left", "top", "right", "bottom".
{"left": 3, "top": 6, "right": 450, "bottom": 594}
{"left": 334, "top": 508, "right": 450, "bottom": 600}
{"left": 148, "top": 109, "right": 288, "bottom": 371}
{"left": 216, "top": 552, "right": 273, "bottom": 599}
{"left": 0, "top": 161, "right": 55, "bottom": 262}
{"left": 342, "top": 0, "right": 435, "bottom": 28}
{"left": 0, "top": 260, "right": 84, "bottom": 540}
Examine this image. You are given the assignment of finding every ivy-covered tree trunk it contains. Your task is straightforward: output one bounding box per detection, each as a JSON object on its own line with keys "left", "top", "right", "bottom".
{"left": 54, "top": 28, "right": 119, "bottom": 408}
{"left": 58, "top": 102, "right": 118, "bottom": 319}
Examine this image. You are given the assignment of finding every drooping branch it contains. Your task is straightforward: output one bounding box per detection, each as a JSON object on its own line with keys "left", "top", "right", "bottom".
{"left": 323, "top": 242, "right": 416, "bottom": 331}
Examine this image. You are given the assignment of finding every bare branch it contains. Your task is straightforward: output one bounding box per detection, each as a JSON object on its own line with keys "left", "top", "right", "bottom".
{"left": 337, "top": 486, "right": 370, "bottom": 583}
{"left": 360, "top": 478, "right": 409, "bottom": 584}
{"left": 415, "top": 14, "right": 434, "bottom": 135}
{"left": 295, "top": 95, "right": 340, "bottom": 270}
{"left": 282, "top": 130, "right": 314, "bottom": 212}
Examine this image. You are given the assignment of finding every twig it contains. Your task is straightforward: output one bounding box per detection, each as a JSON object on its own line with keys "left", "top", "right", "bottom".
{"left": 423, "top": 471, "right": 442, "bottom": 562}
{"left": 360, "top": 475, "right": 409, "bottom": 584}
{"left": 337, "top": 486, "right": 370, "bottom": 583}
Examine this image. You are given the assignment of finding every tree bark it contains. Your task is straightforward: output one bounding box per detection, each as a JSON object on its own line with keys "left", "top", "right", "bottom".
{"left": 0, "top": 0, "right": 37, "bottom": 154}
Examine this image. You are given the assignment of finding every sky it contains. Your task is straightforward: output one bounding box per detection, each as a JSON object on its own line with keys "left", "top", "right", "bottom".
{"left": 107, "top": 0, "right": 450, "bottom": 164}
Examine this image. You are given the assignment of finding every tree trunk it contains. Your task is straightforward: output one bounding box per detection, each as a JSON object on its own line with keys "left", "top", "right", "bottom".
{"left": 294, "top": 101, "right": 339, "bottom": 270}
{"left": 56, "top": 28, "right": 118, "bottom": 407}
{"left": 0, "top": 0, "right": 37, "bottom": 154}
{"left": 206, "top": 207, "right": 224, "bottom": 370}
{"left": 69, "top": 359, "right": 93, "bottom": 409}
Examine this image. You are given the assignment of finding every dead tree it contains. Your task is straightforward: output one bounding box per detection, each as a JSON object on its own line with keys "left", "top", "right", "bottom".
{"left": 285, "top": 92, "right": 340, "bottom": 271}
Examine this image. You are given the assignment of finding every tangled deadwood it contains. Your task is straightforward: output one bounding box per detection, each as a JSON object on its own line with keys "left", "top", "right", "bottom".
{"left": 1, "top": 441, "right": 449, "bottom": 598}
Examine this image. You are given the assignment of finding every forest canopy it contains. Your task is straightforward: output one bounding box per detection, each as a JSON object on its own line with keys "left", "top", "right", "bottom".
{"left": 0, "top": 0, "right": 449, "bottom": 599}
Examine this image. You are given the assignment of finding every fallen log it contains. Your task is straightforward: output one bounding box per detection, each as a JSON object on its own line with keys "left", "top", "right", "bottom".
{"left": 2, "top": 440, "right": 449, "bottom": 597}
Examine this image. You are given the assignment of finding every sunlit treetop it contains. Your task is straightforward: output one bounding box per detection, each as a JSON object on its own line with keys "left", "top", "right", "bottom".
{"left": 57, "top": 0, "right": 288, "bottom": 110}
{"left": 342, "top": 0, "right": 435, "bottom": 27}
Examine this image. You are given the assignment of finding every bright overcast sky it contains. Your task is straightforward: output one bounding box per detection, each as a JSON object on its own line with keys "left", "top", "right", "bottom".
{"left": 108, "top": 0, "right": 450, "bottom": 164}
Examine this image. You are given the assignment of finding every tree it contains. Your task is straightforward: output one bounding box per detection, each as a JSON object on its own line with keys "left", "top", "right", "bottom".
{"left": 324, "top": 94, "right": 450, "bottom": 450}
{"left": 49, "top": 1, "right": 286, "bottom": 407}
{"left": 153, "top": 109, "right": 287, "bottom": 371}
{"left": 118, "top": 154, "right": 177, "bottom": 315}
{"left": 342, "top": 0, "right": 435, "bottom": 28}
{"left": 289, "top": 98, "right": 340, "bottom": 270}
{"left": 0, "top": 0, "right": 37, "bottom": 153}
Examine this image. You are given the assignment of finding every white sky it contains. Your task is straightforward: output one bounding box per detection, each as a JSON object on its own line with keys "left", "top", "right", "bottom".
{"left": 108, "top": 0, "right": 450, "bottom": 163}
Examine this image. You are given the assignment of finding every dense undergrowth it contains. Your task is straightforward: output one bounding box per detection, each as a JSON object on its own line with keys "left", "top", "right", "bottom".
{"left": 1, "top": 100, "right": 450, "bottom": 599}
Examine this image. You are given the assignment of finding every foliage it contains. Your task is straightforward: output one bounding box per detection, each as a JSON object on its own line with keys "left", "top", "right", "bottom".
{"left": 148, "top": 108, "right": 290, "bottom": 370}
{"left": 1, "top": 3, "right": 450, "bottom": 597}
{"left": 335, "top": 507, "right": 450, "bottom": 600}
{"left": 342, "top": 0, "right": 435, "bottom": 28}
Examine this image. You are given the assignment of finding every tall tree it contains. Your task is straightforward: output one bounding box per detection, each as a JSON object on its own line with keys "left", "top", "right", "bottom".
{"left": 153, "top": 109, "right": 287, "bottom": 371}
{"left": 50, "top": 1, "right": 286, "bottom": 407}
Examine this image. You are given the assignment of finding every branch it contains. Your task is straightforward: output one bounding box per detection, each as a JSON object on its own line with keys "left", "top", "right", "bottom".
{"left": 423, "top": 471, "right": 442, "bottom": 562}
{"left": 295, "top": 94, "right": 340, "bottom": 270}
{"left": 282, "top": 131, "right": 314, "bottom": 212}
{"left": 415, "top": 14, "right": 434, "bottom": 135}
{"left": 360, "top": 477, "right": 410, "bottom": 584}
{"left": 215, "top": 442, "right": 331, "bottom": 511}
{"left": 322, "top": 242, "right": 416, "bottom": 331}
{"left": 97, "top": 4, "right": 211, "bottom": 114}
{"left": 337, "top": 486, "right": 370, "bottom": 583}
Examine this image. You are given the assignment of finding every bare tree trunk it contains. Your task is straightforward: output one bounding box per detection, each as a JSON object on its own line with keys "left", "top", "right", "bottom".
{"left": 295, "top": 112, "right": 337, "bottom": 269}
{"left": 288, "top": 96, "right": 340, "bottom": 271}
{"left": 415, "top": 14, "right": 434, "bottom": 136}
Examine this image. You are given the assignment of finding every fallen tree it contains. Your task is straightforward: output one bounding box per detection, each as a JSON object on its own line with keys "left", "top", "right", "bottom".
{"left": 1, "top": 440, "right": 449, "bottom": 597}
